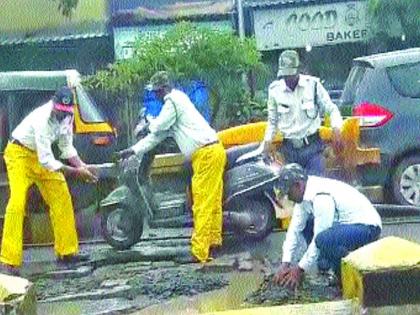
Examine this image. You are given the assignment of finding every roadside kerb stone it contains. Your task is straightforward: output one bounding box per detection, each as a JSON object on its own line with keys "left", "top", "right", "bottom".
{"left": 342, "top": 236, "right": 420, "bottom": 307}
{"left": 0, "top": 274, "right": 36, "bottom": 315}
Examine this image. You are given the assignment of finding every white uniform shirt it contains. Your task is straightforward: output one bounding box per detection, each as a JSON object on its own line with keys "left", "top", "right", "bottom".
{"left": 264, "top": 74, "right": 343, "bottom": 141}
{"left": 11, "top": 101, "right": 78, "bottom": 171}
{"left": 132, "top": 89, "right": 218, "bottom": 158}
{"left": 282, "top": 176, "right": 382, "bottom": 271}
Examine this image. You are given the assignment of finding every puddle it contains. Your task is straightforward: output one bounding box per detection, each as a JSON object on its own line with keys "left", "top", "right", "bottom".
{"left": 131, "top": 270, "right": 264, "bottom": 315}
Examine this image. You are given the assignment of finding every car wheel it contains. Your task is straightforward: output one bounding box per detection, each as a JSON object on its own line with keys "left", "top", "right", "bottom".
{"left": 101, "top": 205, "right": 143, "bottom": 250}
{"left": 391, "top": 155, "right": 420, "bottom": 206}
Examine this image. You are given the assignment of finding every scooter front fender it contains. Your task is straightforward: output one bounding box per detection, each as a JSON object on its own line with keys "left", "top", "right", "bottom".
{"left": 100, "top": 185, "right": 136, "bottom": 209}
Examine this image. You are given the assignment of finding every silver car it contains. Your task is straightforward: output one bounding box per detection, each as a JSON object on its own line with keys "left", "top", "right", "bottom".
{"left": 340, "top": 48, "right": 420, "bottom": 206}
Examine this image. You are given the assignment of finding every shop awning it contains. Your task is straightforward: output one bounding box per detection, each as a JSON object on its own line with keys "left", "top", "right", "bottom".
{"left": 111, "top": 0, "right": 234, "bottom": 27}
{"left": 244, "top": 0, "right": 346, "bottom": 9}
{"left": 0, "top": 22, "right": 109, "bottom": 46}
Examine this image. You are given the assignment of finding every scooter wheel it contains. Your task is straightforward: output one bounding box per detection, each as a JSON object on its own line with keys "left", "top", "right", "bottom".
{"left": 232, "top": 197, "right": 275, "bottom": 241}
{"left": 101, "top": 205, "right": 143, "bottom": 250}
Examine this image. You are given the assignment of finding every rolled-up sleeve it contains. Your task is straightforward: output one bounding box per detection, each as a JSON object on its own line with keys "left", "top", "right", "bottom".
{"left": 34, "top": 124, "right": 63, "bottom": 171}
{"left": 317, "top": 81, "right": 343, "bottom": 129}
{"left": 282, "top": 203, "right": 308, "bottom": 263}
{"left": 58, "top": 119, "right": 78, "bottom": 160}
{"left": 149, "top": 98, "right": 177, "bottom": 133}
{"left": 298, "top": 194, "right": 335, "bottom": 271}
{"left": 264, "top": 91, "right": 278, "bottom": 141}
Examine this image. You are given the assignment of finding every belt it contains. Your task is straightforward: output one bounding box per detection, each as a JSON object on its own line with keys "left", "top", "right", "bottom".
{"left": 201, "top": 140, "right": 219, "bottom": 149}
{"left": 284, "top": 133, "right": 319, "bottom": 149}
{"left": 9, "top": 138, "right": 33, "bottom": 151}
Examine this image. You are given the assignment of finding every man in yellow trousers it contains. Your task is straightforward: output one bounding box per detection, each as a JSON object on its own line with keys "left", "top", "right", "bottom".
{"left": 117, "top": 71, "right": 226, "bottom": 263}
{"left": 0, "top": 86, "right": 97, "bottom": 276}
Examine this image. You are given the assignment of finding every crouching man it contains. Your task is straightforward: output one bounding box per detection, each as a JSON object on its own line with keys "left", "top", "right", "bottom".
{"left": 273, "top": 164, "right": 382, "bottom": 289}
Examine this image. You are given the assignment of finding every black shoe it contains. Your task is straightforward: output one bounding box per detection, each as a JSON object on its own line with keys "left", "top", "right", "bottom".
{"left": 209, "top": 245, "right": 223, "bottom": 259}
{"left": 0, "top": 263, "right": 21, "bottom": 277}
{"left": 175, "top": 253, "right": 200, "bottom": 264}
{"left": 56, "top": 252, "right": 90, "bottom": 268}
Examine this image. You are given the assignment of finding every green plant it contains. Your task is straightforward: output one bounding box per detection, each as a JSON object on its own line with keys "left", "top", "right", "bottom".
{"left": 368, "top": 0, "right": 420, "bottom": 44}
{"left": 52, "top": 0, "right": 79, "bottom": 17}
{"left": 232, "top": 92, "right": 267, "bottom": 127}
{"left": 84, "top": 22, "right": 268, "bottom": 129}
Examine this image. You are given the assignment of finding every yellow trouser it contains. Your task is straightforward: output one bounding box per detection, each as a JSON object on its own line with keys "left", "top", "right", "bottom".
{"left": 191, "top": 142, "right": 226, "bottom": 262}
{"left": 0, "top": 143, "right": 79, "bottom": 267}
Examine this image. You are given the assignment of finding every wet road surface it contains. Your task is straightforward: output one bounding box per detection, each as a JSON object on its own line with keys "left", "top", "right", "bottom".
{"left": 19, "top": 219, "right": 420, "bottom": 315}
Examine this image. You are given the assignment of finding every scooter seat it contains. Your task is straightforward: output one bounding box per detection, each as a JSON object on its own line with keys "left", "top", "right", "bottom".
{"left": 225, "top": 142, "right": 260, "bottom": 170}
{"left": 183, "top": 142, "right": 261, "bottom": 181}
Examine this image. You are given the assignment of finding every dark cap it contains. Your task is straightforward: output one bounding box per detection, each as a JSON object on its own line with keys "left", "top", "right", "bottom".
{"left": 53, "top": 86, "right": 74, "bottom": 106}
{"left": 275, "top": 163, "right": 308, "bottom": 195}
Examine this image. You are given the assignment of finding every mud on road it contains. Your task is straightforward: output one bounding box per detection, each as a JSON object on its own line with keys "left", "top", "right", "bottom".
{"left": 34, "top": 257, "right": 341, "bottom": 314}
{"left": 35, "top": 261, "right": 229, "bottom": 303}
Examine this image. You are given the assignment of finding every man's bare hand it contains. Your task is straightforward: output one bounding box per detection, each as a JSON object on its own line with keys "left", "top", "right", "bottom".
{"left": 263, "top": 140, "right": 274, "bottom": 161}
{"left": 279, "top": 265, "right": 304, "bottom": 290}
{"left": 76, "top": 167, "right": 98, "bottom": 183}
{"left": 85, "top": 165, "right": 99, "bottom": 177}
{"left": 273, "top": 263, "right": 303, "bottom": 290}
{"left": 273, "top": 262, "right": 291, "bottom": 284}
{"left": 332, "top": 128, "right": 344, "bottom": 153}
{"left": 115, "top": 148, "right": 135, "bottom": 161}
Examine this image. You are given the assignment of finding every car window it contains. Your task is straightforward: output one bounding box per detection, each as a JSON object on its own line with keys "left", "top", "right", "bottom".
{"left": 387, "top": 62, "right": 420, "bottom": 98}
{"left": 341, "top": 65, "right": 367, "bottom": 105}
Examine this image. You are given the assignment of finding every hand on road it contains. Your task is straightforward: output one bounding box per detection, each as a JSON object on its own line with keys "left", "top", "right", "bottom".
{"left": 273, "top": 262, "right": 291, "bottom": 284}
{"left": 273, "top": 263, "right": 303, "bottom": 290}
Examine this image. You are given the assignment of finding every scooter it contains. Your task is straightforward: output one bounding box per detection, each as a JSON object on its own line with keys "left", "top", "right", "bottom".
{"left": 99, "top": 118, "right": 282, "bottom": 250}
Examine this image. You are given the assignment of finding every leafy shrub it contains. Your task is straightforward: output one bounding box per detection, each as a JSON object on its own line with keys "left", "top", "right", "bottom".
{"left": 84, "top": 22, "right": 268, "bottom": 129}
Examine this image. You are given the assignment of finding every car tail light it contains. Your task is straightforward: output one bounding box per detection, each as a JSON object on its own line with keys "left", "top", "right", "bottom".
{"left": 352, "top": 102, "right": 394, "bottom": 127}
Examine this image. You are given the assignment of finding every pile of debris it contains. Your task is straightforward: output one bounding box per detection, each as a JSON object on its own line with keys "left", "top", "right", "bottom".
{"left": 245, "top": 273, "right": 341, "bottom": 306}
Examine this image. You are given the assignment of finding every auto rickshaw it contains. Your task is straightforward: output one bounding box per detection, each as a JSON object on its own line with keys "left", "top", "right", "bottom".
{"left": 0, "top": 70, "right": 117, "bottom": 244}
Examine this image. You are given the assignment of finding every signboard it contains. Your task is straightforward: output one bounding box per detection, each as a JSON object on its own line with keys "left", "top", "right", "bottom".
{"left": 114, "top": 21, "right": 233, "bottom": 60}
{"left": 253, "top": 1, "right": 370, "bottom": 50}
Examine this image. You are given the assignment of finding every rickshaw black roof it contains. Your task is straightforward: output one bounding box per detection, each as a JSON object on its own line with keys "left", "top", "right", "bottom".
{"left": 0, "top": 69, "right": 80, "bottom": 91}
